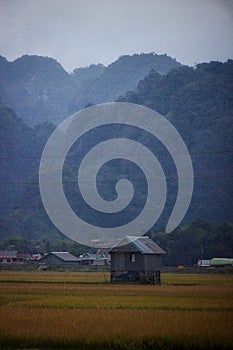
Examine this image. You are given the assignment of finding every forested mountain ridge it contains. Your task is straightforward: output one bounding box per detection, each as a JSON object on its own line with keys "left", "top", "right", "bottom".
{"left": 69, "top": 53, "right": 181, "bottom": 112}
{"left": 0, "top": 53, "right": 180, "bottom": 126}
{"left": 0, "top": 103, "right": 55, "bottom": 216}
{"left": 0, "top": 104, "right": 37, "bottom": 216}
{"left": 0, "top": 59, "right": 232, "bottom": 262}
{"left": 71, "top": 63, "right": 106, "bottom": 89}
{"left": 0, "top": 55, "right": 77, "bottom": 126}
{"left": 118, "top": 60, "right": 233, "bottom": 226}
{"left": 118, "top": 60, "right": 233, "bottom": 123}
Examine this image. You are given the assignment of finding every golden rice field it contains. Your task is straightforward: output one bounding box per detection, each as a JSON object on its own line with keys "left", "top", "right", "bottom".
{"left": 0, "top": 271, "right": 232, "bottom": 349}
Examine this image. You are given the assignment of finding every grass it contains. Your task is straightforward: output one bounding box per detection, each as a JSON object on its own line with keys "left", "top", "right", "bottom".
{"left": 0, "top": 270, "right": 109, "bottom": 283}
{"left": 0, "top": 271, "right": 232, "bottom": 349}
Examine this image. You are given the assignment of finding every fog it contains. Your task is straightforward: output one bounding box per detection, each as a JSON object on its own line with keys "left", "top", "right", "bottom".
{"left": 0, "top": 0, "right": 232, "bottom": 71}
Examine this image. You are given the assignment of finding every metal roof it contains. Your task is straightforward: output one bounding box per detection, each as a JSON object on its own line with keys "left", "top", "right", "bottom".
{"left": 79, "top": 253, "right": 97, "bottom": 260}
{"left": 48, "top": 252, "right": 79, "bottom": 262}
{"left": 0, "top": 250, "right": 18, "bottom": 258}
{"left": 109, "top": 236, "right": 166, "bottom": 255}
{"left": 210, "top": 258, "right": 233, "bottom": 266}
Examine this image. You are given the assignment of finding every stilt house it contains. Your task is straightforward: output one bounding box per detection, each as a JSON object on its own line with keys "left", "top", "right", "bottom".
{"left": 108, "top": 236, "right": 166, "bottom": 284}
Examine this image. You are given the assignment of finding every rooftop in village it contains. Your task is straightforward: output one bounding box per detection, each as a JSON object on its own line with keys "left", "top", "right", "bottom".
{"left": 108, "top": 236, "right": 166, "bottom": 255}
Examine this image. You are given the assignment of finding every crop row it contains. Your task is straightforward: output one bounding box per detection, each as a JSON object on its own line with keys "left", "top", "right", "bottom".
{"left": 0, "top": 272, "right": 232, "bottom": 349}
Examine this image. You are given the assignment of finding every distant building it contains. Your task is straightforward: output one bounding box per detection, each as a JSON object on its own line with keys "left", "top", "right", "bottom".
{"left": 197, "top": 258, "right": 233, "bottom": 267}
{"left": 210, "top": 258, "right": 233, "bottom": 267}
{"left": 79, "top": 253, "right": 97, "bottom": 265}
{"left": 197, "top": 259, "right": 210, "bottom": 267}
{"left": 79, "top": 252, "right": 110, "bottom": 266}
{"left": 96, "top": 249, "right": 110, "bottom": 266}
{"left": 31, "top": 254, "right": 42, "bottom": 261}
{"left": 0, "top": 251, "right": 30, "bottom": 264}
{"left": 39, "top": 252, "right": 79, "bottom": 266}
{"left": 108, "top": 236, "right": 166, "bottom": 284}
{"left": 96, "top": 248, "right": 110, "bottom": 261}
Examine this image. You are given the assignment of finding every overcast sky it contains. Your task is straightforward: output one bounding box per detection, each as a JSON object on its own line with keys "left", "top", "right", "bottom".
{"left": 0, "top": 0, "right": 232, "bottom": 72}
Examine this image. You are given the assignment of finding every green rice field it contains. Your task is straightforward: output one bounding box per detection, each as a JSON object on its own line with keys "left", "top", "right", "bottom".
{"left": 0, "top": 271, "right": 232, "bottom": 349}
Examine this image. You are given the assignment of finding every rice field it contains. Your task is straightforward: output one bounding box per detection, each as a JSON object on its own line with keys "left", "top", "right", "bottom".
{"left": 0, "top": 271, "right": 232, "bottom": 349}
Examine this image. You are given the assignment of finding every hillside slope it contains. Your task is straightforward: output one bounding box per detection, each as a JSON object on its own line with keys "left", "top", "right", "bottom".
{"left": 118, "top": 60, "right": 233, "bottom": 224}
{"left": 0, "top": 55, "right": 77, "bottom": 126}
{"left": 0, "top": 60, "right": 232, "bottom": 244}
{"left": 0, "top": 53, "right": 181, "bottom": 125}
{"left": 0, "top": 104, "right": 37, "bottom": 216}
{"left": 70, "top": 53, "right": 181, "bottom": 111}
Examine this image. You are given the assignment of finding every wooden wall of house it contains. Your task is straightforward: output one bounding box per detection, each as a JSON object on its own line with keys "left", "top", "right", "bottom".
{"left": 111, "top": 252, "right": 162, "bottom": 271}
{"left": 144, "top": 255, "right": 161, "bottom": 270}
{"left": 124, "top": 252, "right": 144, "bottom": 271}
{"left": 111, "top": 252, "right": 125, "bottom": 270}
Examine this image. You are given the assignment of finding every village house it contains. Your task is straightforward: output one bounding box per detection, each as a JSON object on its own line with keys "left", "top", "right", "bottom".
{"left": 197, "top": 258, "right": 233, "bottom": 268}
{"left": 96, "top": 248, "right": 111, "bottom": 266}
{"left": 39, "top": 251, "right": 80, "bottom": 267}
{"left": 38, "top": 251, "right": 110, "bottom": 269}
{"left": 78, "top": 253, "right": 97, "bottom": 265}
{"left": 197, "top": 259, "right": 211, "bottom": 267}
{"left": 79, "top": 251, "right": 110, "bottom": 266}
{"left": 209, "top": 258, "right": 233, "bottom": 267}
{"left": 108, "top": 235, "right": 166, "bottom": 284}
{"left": 0, "top": 250, "right": 30, "bottom": 265}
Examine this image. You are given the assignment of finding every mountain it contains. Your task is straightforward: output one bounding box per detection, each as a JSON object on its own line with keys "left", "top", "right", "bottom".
{"left": 0, "top": 59, "right": 232, "bottom": 255}
{"left": 0, "top": 103, "right": 56, "bottom": 215}
{"left": 0, "top": 103, "right": 61, "bottom": 241}
{"left": 69, "top": 53, "right": 181, "bottom": 111}
{"left": 0, "top": 55, "right": 77, "bottom": 126}
{"left": 118, "top": 60, "right": 233, "bottom": 225}
{"left": 71, "top": 63, "right": 106, "bottom": 89}
{"left": 0, "top": 53, "right": 181, "bottom": 125}
{"left": 0, "top": 104, "right": 37, "bottom": 216}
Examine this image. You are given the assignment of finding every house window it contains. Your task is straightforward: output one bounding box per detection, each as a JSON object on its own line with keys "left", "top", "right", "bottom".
{"left": 130, "top": 253, "right": 136, "bottom": 262}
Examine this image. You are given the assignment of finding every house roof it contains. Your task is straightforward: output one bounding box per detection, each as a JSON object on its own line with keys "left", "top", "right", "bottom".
{"left": 210, "top": 258, "right": 233, "bottom": 266}
{"left": 79, "top": 253, "right": 97, "bottom": 260}
{"left": 0, "top": 250, "right": 18, "bottom": 258}
{"left": 97, "top": 249, "right": 108, "bottom": 256}
{"left": 108, "top": 236, "right": 166, "bottom": 255}
{"left": 17, "top": 253, "right": 31, "bottom": 259}
{"left": 41, "top": 252, "right": 79, "bottom": 262}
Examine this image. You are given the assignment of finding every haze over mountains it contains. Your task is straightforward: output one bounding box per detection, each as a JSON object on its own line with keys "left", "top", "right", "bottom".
{"left": 0, "top": 53, "right": 180, "bottom": 126}
{"left": 0, "top": 52, "right": 232, "bottom": 258}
